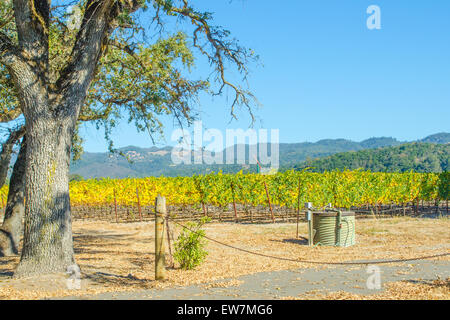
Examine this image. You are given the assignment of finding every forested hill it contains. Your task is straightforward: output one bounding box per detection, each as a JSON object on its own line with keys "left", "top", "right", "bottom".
{"left": 294, "top": 143, "right": 449, "bottom": 173}
{"left": 70, "top": 136, "right": 405, "bottom": 178}
{"left": 69, "top": 133, "right": 449, "bottom": 178}
{"left": 419, "top": 132, "right": 450, "bottom": 144}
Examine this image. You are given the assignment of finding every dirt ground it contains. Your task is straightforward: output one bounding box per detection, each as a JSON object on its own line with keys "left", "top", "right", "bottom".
{"left": 0, "top": 216, "right": 448, "bottom": 300}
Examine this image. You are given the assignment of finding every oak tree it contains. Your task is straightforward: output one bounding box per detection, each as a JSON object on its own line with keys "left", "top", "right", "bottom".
{"left": 0, "top": 0, "right": 256, "bottom": 277}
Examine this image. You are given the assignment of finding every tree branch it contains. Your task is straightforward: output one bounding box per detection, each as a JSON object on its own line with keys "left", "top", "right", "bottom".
{"left": 12, "top": 0, "right": 49, "bottom": 80}
{"left": 0, "top": 31, "right": 21, "bottom": 68}
{"left": 156, "top": 2, "right": 258, "bottom": 123}
{"left": 13, "top": 0, "right": 49, "bottom": 48}
{"left": 54, "top": 0, "right": 143, "bottom": 119}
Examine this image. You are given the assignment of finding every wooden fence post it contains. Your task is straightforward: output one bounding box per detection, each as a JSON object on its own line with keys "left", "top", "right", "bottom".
{"left": 136, "top": 187, "right": 142, "bottom": 222}
{"left": 155, "top": 195, "right": 166, "bottom": 280}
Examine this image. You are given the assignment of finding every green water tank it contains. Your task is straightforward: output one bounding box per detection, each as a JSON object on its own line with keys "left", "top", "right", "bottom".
{"left": 312, "top": 211, "right": 356, "bottom": 247}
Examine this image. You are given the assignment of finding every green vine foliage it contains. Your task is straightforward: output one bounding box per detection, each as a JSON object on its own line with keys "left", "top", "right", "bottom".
{"left": 173, "top": 216, "right": 211, "bottom": 270}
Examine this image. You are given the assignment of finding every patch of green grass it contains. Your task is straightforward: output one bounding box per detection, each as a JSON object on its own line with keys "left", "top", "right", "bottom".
{"left": 361, "top": 227, "right": 390, "bottom": 235}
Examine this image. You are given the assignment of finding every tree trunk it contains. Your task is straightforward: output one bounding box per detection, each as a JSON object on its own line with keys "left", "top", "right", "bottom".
{"left": 3, "top": 0, "right": 140, "bottom": 278}
{"left": 14, "top": 119, "right": 76, "bottom": 278}
{"left": 0, "top": 137, "right": 26, "bottom": 256}
{"left": 0, "top": 126, "right": 25, "bottom": 187}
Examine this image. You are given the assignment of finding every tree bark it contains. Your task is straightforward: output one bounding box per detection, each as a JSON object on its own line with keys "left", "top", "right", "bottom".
{"left": 0, "top": 126, "right": 25, "bottom": 187}
{"left": 14, "top": 119, "right": 76, "bottom": 277}
{"left": 0, "top": 137, "right": 26, "bottom": 256}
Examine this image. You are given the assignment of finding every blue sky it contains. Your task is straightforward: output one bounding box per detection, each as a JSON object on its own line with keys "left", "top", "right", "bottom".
{"left": 81, "top": 0, "right": 450, "bottom": 152}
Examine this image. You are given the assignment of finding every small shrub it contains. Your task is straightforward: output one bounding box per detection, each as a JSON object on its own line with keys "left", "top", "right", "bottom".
{"left": 173, "top": 216, "right": 211, "bottom": 270}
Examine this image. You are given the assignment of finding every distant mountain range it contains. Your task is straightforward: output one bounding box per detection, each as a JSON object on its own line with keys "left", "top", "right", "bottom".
{"left": 70, "top": 132, "right": 450, "bottom": 178}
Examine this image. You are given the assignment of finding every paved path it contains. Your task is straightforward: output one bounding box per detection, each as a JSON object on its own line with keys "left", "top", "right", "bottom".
{"left": 57, "top": 260, "right": 449, "bottom": 300}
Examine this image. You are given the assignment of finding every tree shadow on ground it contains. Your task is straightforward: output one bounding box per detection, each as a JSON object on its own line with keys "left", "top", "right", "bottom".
{"left": 73, "top": 233, "right": 155, "bottom": 256}
{"left": 0, "top": 257, "right": 18, "bottom": 278}
{"left": 0, "top": 258, "right": 16, "bottom": 265}
{"left": 0, "top": 270, "right": 14, "bottom": 277}
{"left": 71, "top": 230, "right": 161, "bottom": 289}
{"left": 269, "top": 238, "right": 309, "bottom": 245}
{"left": 81, "top": 271, "right": 155, "bottom": 289}
{"left": 404, "top": 278, "right": 450, "bottom": 289}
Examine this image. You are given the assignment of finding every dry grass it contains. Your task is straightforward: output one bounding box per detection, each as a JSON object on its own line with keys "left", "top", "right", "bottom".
{"left": 0, "top": 217, "right": 448, "bottom": 299}
{"left": 284, "top": 278, "right": 450, "bottom": 300}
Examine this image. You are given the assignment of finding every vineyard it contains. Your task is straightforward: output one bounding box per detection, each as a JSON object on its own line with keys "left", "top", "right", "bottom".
{"left": 0, "top": 170, "right": 448, "bottom": 222}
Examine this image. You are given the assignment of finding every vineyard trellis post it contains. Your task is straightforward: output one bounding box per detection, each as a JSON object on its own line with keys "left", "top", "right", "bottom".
{"left": 264, "top": 181, "right": 275, "bottom": 223}
{"left": 305, "top": 202, "right": 313, "bottom": 246}
{"left": 202, "top": 202, "right": 207, "bottom": 217}
{"left": 155, "top": 195, "right": 166, "bottom": 280}
{"left": 231, "top": 182, "right": 239, "bottom": 222}
{"left": 113, "top": 189, "right": 118, "bottom": 223}
{"left": 198, "top": 180, "right": 208, "bottom": 217}
{"left": 296, "top": 177, "right": 301, "bottom": 238}
{"left": 370, "top": 204, "right": 376, "bottom": 220}
{"left": 136, "top": 187, "right": 143, "bottom": 222}
{"left": 255, "top": 157, "right": 275, "bottom": 223}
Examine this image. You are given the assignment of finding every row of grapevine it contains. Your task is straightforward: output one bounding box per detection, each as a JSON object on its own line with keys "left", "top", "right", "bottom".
{"left": 0, "top": 170, "right": 448, "bottom": 209}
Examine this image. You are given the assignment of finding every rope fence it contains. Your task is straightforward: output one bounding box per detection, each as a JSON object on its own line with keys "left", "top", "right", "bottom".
{"left": 169, "top": 218, "right": 450, "bottom": 266}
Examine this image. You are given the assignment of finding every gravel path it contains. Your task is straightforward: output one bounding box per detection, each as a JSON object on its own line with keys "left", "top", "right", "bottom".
{"left": 56, "top": 259, "right": 450, "bottom": 300}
